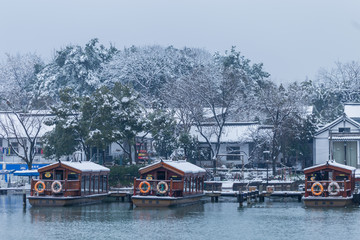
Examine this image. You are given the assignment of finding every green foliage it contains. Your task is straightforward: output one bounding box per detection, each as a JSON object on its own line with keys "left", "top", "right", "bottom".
{"left": 146, "top": 108, "right": 177, "bottom": 158}
{"left": 109, "top": 165, "right": 141, "bottom": 187}
{"left": 43, "top": 124, "right": 78, "bottom": 160}
{"left": 178, "top": 133, "right": 200, "bottom": 164}
{"left": 44, "top": 83, "right": 144, "bottom": 161}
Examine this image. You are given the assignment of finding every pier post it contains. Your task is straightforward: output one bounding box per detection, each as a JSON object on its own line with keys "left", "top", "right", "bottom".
{"left": 22, "top": 193, "right": 26, "bottom": 207}
{"left": 247, "top": 193, "right": 251, "bottom": 205}
{"left": 211, "top": 196, "right": 214, "bottom": 202}
{"left": 121, "top": 196, "right": 125, "bottom": 202}
{"left": 298, "top": 195, "right": 302, "bottom": 202}
{"left": 238, "top": 192, "right": 243, "bottom": 207}
{"left": 215, "top": 196, "right": 218, "bottom": 202}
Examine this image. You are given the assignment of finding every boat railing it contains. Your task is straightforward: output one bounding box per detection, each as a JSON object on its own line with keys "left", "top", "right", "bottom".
{"left": 305, "top": 180, "right": 352, "bottom": 197}
{"left": 133, "top": 179, "right": 185, "bottom": 197}
{"left": 31, "top": 179, "right": 81, "bottom": 196}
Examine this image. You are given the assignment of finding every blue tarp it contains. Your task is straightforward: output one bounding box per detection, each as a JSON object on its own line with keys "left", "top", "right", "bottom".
{"left": 0, "top": 170, "right": 15, "bottom": 175}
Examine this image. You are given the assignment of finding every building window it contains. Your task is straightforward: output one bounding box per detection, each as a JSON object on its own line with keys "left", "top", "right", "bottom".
{"left": 226, "top": 147, "right": 242, "bottom": 161}
{"left": 35, "top": 141, "right": 44, "bottom": 154}
{"left": 9, "top": 142, "right": 19, "bottom": 155}
{"left": 199, "top": 147, "right": 211, "bottom": 161}
{"left": 339, "top": 128, "right": 350, "bottom": 133}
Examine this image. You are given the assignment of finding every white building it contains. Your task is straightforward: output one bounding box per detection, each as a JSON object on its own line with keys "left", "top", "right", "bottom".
{"left": 313, "top": 103, "right": 360, "bottom": 168}
{"left": 190, "top": 122, "right": 271, "bottom": 167}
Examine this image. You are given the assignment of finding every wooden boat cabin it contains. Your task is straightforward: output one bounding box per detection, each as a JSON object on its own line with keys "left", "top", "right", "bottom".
{"left": 28, "top": 161, "right": 110, "bottom": 206}
{"left": 303, "top": 160, "right": 356, "bottom": 207}
{"left": 132, "top": 160, "right": 206, "bottom": 207}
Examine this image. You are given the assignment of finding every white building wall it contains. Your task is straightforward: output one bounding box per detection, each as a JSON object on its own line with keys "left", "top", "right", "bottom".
{"left": 217, "top": 142, "right": 250, "bottom": 166}
{"left": 314, "top": 118, "right": 360, "bottom": 166}
{"left": 314, "top": 135, "right": 329, "bottom": 165}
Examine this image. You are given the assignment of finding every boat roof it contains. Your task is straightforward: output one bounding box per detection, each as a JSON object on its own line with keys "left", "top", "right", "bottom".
{"left": 139, "top": 160, "right": 206, "bottom": 176}
{"left": 38, "top": 161, "right": 110, "bottom": 173}
{"left": 304, "top": 160, "right": 356, "bottom": 174}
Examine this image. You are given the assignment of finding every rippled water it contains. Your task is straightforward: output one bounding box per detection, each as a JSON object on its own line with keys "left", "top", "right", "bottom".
{"left": 1, "top": 195, "right": 360, "bottom": 240}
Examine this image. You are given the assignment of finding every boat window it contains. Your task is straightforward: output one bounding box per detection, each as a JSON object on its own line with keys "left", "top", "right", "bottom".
{"left": 55, "top": 170, "right": 64, "bottom": 180}
{"left": 99, "top": 175, "right": 103, "bottom": 192}
{"left": 157, "top": 171, "right": 165, "bottom": 180}
{"left": 85, "top": 176, "right": 90, "bottom": 194}
{"left": 81, "top": 176, "right": 85, "bottom": 195}
{"left": 68, "top": 172, "right": 79, "bottom": 180}
{"left": 335, "top": 175, "right": 348, "bottom": 181}
{"left": 103, "top": 175, "right": 108, "bottom": 192}
{"left": 170, "top": 175, "right": 181, "bottom": 181}
{"left": 94, "top": 176, "right": 99, "bottom": 194}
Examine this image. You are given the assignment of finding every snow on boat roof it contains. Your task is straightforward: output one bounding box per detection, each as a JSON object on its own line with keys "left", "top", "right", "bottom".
{"left": 140, "top": 160, "right": 206, "bottom": 174}
{"left": 39, "top": 161, "right": 110, "bottom": 172}
{"left": 304, "top": 160, "right": 356, "bottom": 172}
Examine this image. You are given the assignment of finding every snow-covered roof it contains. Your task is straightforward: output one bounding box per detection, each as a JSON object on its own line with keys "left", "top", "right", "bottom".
{"left": 304, "top": 160, "right": 356, "bottom": 172}
{"left": 0, "top": 112, "right": 54, "bottom": 138}
{"left": 344, "top": 103, "right": 360, "bottom": 118}
{"left": 315, "top": 114, "right": 360, "bottom": 136}
{"left": 190, "top": 123, "right": 267, "bottom": 143}
{"left": 39, "top": 161, "right": 110, "bottom": 172}
{"left": 140, "top": 160, "right": 206, "bottom": 174}
{"left": 332, "top": 136, "right": 360, "bottom": 141}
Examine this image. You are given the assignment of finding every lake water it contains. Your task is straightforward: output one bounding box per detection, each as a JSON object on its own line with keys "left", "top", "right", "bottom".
{"left": 1, "top": 195, "right": 360, "bottom": 240}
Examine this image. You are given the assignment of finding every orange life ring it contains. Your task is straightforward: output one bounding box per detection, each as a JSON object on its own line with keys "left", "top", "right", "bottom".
{"left": 34, "top": 181, "right": 46, "bottom": 193}
{"left": 139, "top": 181, "right": 151, "bottom": 194}
{"left": 311, "top": 182, "right": 323, "bottom": 196}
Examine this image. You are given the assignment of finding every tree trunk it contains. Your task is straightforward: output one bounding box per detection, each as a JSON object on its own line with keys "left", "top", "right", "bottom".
{"left": 27, "top": 161, "right": 32, "bottom": 170}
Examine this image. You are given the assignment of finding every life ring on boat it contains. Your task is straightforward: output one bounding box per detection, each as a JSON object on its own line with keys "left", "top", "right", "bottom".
{"left": 34, "top": 181, "right": 46, "bottom": 193}
{"left": 327, "top": 181, "right": 340, "bottom": 196}
{"left": 157, "top": 181, "right": 168, "bottom": 194}
{"left": 139, "top": 181, "right": 151, "bottom": 194}
{"left": 51, "top": 181, "right": 62, "bottom": 193}
{"left": 311, "top": 182, "right": 324, "bottom": 196}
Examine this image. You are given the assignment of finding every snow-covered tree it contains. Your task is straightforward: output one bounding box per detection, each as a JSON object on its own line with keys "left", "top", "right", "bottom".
{"left": 164, "top": 47, "right": 270, "bottom": 169}
{"left": 44, "top": 83, "right": 144, "bottom": 163}
{"left": 145, "top": 107, "right": 177, "bottom": 159}
{"left": 257, "top": 83, "right": 308, "bottom": 174}
{"left": 0, "top": 53, "right": 44, "bottom": 110}
{"left": 35, "top": 39, "right": 116, "bottom": 103}
{"left": 0, "top": 101, "right": 47, "bottom": 169}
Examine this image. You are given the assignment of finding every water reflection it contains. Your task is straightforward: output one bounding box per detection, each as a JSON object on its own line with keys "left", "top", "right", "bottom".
{"left": 2, "top": 195, "right": 360, "bottom": 240}
{"left": 132, "top": 203, "right": 205, "bottom": 220}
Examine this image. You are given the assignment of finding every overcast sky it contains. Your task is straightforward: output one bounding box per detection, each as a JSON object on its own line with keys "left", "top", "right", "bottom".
{"left": 1, "top": 0, "right": 360, "bottom": 84}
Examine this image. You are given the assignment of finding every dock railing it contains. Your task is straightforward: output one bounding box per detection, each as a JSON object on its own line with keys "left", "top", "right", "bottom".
{"left": 305, "top": 180, "right": 352, "bottom": 197}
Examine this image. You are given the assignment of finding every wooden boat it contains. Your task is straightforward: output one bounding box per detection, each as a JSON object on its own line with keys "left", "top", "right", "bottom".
{"left": 303, "top": 160, "right": 356, "bottom": 207}
{"left": 132, "top": 160, "right": 206, "bottom": 207}
{"left": 28, "top": 161, "right": 110, "bottom": 207}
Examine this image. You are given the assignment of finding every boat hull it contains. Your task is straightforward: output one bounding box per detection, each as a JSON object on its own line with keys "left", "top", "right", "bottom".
{"left": 28, "top": 193, "right": 110, "bottom": 207}
{"left": 132, "top": 194, "right": 204, "bottom": 207}
{"left": 303, "top": 196, "right": 354, "bottom": 207}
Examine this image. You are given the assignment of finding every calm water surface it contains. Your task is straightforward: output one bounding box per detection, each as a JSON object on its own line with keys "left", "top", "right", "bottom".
{"left": 0, "top": 195, "right": 359, "bottom": 240}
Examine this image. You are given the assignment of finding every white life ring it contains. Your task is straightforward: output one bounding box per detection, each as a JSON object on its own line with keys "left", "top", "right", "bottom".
{"left": 51, "top": 181, "right": 62, "bottom": 193}
{"left": 327, "top": 181, "right": 340, "bottom": 196}
{"left": 157, "top": 181, "right": 168, "bottom": 194}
